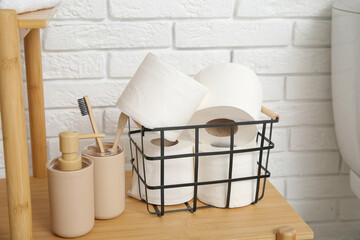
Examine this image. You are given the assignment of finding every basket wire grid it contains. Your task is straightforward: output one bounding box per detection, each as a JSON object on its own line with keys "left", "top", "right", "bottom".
{"left": 128, "top": 115, "right": 279, "bottom": 216}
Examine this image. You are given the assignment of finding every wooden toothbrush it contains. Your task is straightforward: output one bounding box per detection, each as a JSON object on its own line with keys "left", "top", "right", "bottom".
{"left": 111, "top": 112, "right": 143, "bottom": 153}
{"left": 78, "top": 96, "right": 105, "bottom": 153}
{"left": 111, "top": 112, "right": 128, "bottom": 153}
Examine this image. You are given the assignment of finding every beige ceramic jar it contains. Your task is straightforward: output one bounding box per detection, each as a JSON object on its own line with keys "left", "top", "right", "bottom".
{"left": 82, "top": 142, "right": 126, "bottom": 220}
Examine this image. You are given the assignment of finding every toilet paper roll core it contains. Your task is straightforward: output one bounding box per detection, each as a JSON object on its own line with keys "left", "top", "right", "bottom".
{"left": 205, "top": 118, "right": 238, "bottom": 137}
{"left": 189, "top": 106, "right": 258, "bottom": 147}
{"left": 150, "top": 138, "right": 178, "bottom": 147}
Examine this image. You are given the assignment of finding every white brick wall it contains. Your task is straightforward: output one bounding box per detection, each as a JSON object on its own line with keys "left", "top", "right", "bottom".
{"left": 42, "top": 52, "right": 106, "bottom": 79}
{"left": 233, "top": 49, "right": 331, "bottom": 74}
{"left": 311, "top": 222, "right": 360, "bottom": 240}
{"left": 109, "top": 50, "right": 230, "bottom": 77}
{"left": 175, "top": 21, "right": 292, "bottom": 48}
{"left": 43, "top": 81, "right": 128, "bottom": 108}
{"left": 54, "top": 0, "right": 106, "bottom": 19}
{"left": 1, "top": 0, "right": 359, "bottom": 238}
{"left": 293, "top": 21, "right": 332, "bottom": 47}
{"left": 109, "top": 0, "right": 234, "bottom": 19}
{"left": 287, "top": 176, "right": 353, "bottom": 199}
{"left": 260, "top": 77, "right": 284, "bottom": 101}
{"left": 339, "top": 198, "right": 360, "bottom": 220}
{"left": 235, "top": 0, "right": 334, "bottom": 18}
{"left": 270, "top": 152, "right": 340, "bottom": 177}
{"left": 286, "top": 76, "right": 332, "bottom": 100}
{"left": 44, "top": 22, "right": 172, "bottom": 50}
{"left": 45, "top": 108, "right": 104, "bottom": 137}
{"left": 290, "top": 127, "right": 338, "bottom": 151}
{"left": 265, "top": 102, "right": 334, "bottom": 127}
{"left": 288, "top": 199, "right": 337, "bottom": 222}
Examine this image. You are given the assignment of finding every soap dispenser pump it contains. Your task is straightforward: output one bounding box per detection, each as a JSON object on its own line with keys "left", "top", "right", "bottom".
{"left": 47, "top": 131, "right": 105, "bottom": 238}
{"left": 58, "top": 131, "right": 105, "bottom": 171}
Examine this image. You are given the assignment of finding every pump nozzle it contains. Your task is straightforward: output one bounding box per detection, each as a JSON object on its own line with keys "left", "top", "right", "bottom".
{"left": 79, "top": 133, "right": 105, "bottom": 139}
{"left": 58, "top": 131, "right": 105, "bottom": 171}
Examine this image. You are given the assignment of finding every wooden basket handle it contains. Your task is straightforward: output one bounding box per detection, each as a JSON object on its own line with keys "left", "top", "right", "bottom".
{"left": 261, "top": 106, "right": 279, "bottom": 120}
{"left": 127, "top": 106, "right": 279, "bottom": 132}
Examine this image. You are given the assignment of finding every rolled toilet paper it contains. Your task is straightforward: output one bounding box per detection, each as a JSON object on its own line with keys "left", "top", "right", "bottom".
{"left": 189, "top": 106, "right": 258, "bottom": 147}
{"left": 117, "top": 53, "right": 208, "bottom": 142}
{"left": 198, "top": 141, "right": 257, "bottom": 208}
{"left": 128, "top": 133, "right": 194, "bottom": 205}
{"left": 196, "top": 63, "right": 263, "bottom": 119}
{"left": 188, "top": 63, "right": 262, "bottom": 146}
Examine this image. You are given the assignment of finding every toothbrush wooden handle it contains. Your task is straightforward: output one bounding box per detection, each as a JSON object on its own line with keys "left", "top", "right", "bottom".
{"left": 84, "top": 96, "right": 105, "bottom": 153}
{"left": 112, "top": 112, "right": 128, "bottom": 152}
{"left": 134, "top": 120, "right": 142, "bottom": 129}
{"left": 261, "top": 105, "right": 280, "bottom": 120}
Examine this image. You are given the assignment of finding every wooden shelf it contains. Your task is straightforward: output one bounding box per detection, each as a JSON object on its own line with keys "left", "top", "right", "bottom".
{"left": 17, "top": 8, "right": 56, "bottom": 28}
{"left": 0, "top": 172, "right": 313, "bottom": 239}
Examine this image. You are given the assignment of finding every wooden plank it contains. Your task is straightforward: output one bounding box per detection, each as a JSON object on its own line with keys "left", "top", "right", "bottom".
{"left": 24, "top": 28, "right": 47, "bottom": 178}
{"left": 17, "top": 8, "right": 56, "bottom": 29}
{"left": 19, "top": 28, "right": 31, "bottom": 40}
{"left": 0, "top": 172, "right": 314, "bottom": 240}
{"left": 0, "top": 9, "right": 33, "bottom": 240}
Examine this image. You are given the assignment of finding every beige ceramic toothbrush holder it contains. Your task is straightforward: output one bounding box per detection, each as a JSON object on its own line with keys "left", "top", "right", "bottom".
{"left": 47, "top": 157, "right": 94, "bottom": 238}
{"left": 82, "top": 142, "right": 126, "bottom": 219}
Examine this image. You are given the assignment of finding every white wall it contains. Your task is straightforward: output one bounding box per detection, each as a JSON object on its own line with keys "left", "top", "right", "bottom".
{"left": 1, "top": 0, "right": 360, "bottom": 239}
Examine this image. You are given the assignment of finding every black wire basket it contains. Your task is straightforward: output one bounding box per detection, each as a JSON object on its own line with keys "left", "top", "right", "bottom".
{"left": 128, "top": 109, "right": 279, "bottom": 216}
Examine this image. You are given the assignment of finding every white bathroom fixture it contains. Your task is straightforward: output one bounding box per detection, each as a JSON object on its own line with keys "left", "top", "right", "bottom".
{"left": 332, "top": 0, "right": 360, "bottom": 199}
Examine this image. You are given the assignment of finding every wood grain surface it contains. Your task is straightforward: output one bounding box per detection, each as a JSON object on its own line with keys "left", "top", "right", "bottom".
{"left": 0, "top": 171, "right": 313, "bottom": 239}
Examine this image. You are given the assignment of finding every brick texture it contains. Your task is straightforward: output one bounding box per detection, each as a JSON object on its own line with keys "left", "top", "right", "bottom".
{"left": 54, "top": 0, "right": 107, "bottom": 19}
{"left": 289, "top": 199, "right": 337, "bottom": 222}
{"left": 44, "top": 22, "right": 172, "bottom": 50}
{"left": 0, "top": 1, "right": 356, "bottom": 237}
{"left": 109, "top": 0, "right": 234, "bottom": 19}
{"left": 270, "top": 152, "right": 340, "bottom": 177}
{"left": 287, "top": 176, "right": 354, "bottom": 199}
{"left": 109, "top": 50, "right": 230, "bottom": 77}
{"left": 42, "top": 52, "right": 106, "bottom": 79}
{"left": 175, "top": 21, "right": 292, "bottom": 48}
{"left": 233, "top": 49, "right": 331, "bottom": 74}
{"left": 294, "top": 21, "right": 331, "bottom": 46}
{"left": 286, "top": 76, "right": 332, "bottom": 100}
{"left": 43, "top": 81, "right": 128, "bottom": 108}
{"left": 339, "top": 198, "right": 360, "bottom": 220}
{"left": 290, "top": 127, "right": 338, "bottom": 151}
{"left": 236, "top": 0, "right": 334, "bottom": 18}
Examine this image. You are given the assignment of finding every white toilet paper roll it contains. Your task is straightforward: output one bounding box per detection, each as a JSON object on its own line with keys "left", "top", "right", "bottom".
{"left": 128, "top": 133, "right": 194, "bottom": 205}
{"left": 189, "top": 106, "right": 258, "bottom": 147}
{"left": 117, "top": 53, "right": 208, "bottom": 142}
{"left": 198, "top": 141, "right": 257, "bottom": 208}
{"left": 188, "top": 63, "right": 262, "bottom": 146}
{"left": 196, "top": 63, "right": 262, "bottom": 119}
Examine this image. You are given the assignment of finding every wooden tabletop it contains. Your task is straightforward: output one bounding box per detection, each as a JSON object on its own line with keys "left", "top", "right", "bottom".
{"left": 0, "top": 172, "right": 313, "bottom": 239}
{"left": 17, "top": 8, "right": 56, "bottom": 28}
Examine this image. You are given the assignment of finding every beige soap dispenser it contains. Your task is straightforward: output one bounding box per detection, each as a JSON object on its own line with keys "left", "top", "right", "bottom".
{"left": 57, "top": 131, "right": 105, "bottom": 171}
{"left": 47, "top": 131, "right": 105, "bottom": 238}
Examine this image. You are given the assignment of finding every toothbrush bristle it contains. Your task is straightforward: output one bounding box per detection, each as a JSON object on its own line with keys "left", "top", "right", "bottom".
{"left": 77, "top": 97, "right": 89, "bottom": 116}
